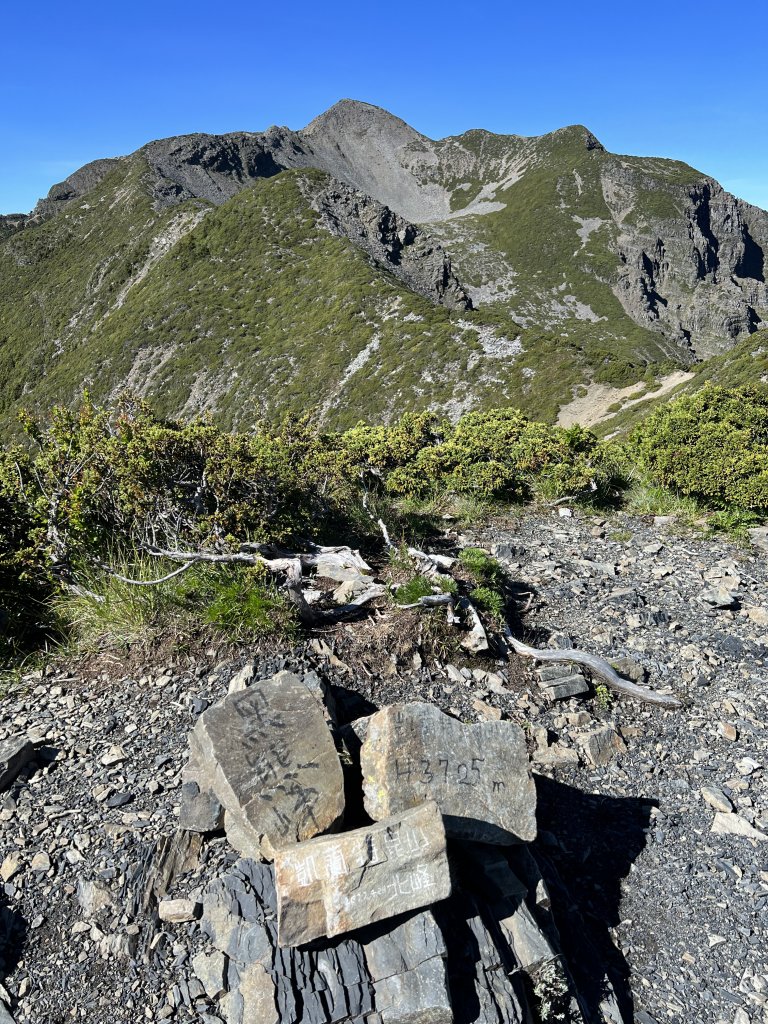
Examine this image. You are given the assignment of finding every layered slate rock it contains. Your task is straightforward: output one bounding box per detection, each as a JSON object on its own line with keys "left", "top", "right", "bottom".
{"left": 274, "top": 801, "right": 451, "bottom": 946}
{"left": 363, "top": 910, "right": 453, "bottom": 1024}
{"left": 0, "top": 735, "right": 35, "bottom": 791}
{"left": 185, "top": 671, "right": 345, "bottom": 860}
{"left": 360, "top": 703, "right": 536, "bottom": 845}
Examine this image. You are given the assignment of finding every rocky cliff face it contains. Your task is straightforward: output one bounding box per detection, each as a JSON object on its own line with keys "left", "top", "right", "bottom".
{"left": 0, "top": 213, "right": 30, "bottom": 242}
{"left": 31, "top": 157, "right": 123, "bottom": 218}
{"left": 605, "top": 169, "right": 768, "bottom": 358}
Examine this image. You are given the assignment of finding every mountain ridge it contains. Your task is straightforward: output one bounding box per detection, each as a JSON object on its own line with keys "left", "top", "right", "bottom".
{"left": 1, "top": 99, "right": 766, "bottom": 431}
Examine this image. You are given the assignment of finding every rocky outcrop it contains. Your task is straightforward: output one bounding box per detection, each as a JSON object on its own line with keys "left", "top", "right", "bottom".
{"left": 607, "top": 170, "right": 768, "bottom": 357}
{"left": 31, "top": 157, "right": 123, "bottom": 219}
{"left": 0, "top": 214, "right": 29, "bottom": 240}
{"left": 308, "top": 178, "right": 472, "bottom": 309}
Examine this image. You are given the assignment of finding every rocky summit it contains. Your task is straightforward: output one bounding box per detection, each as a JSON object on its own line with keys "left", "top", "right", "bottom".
{"left": 1, "top": 100, "right": 766, "bottom": 431}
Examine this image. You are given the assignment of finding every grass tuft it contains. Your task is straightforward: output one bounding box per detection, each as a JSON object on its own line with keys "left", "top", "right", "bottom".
{"left": 53, "top": 556, "right": 295, "bottom": 652}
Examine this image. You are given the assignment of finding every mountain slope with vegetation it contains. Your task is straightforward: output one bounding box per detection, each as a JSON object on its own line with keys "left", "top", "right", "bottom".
{"left": 1, "top": 99, "right": 766, "bottom": 430}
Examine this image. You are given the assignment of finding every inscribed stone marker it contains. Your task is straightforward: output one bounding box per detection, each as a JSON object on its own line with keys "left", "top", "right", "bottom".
{"left": 274, "top": 801, "right": 451, "bottom": 946}
{"left": 187, "top": 670, "right": 345, "bottom": 860}
{"left": 360, "top": 702, "right": 536, "bottom": 844}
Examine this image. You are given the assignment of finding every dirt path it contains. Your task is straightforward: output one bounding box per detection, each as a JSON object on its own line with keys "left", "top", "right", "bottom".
{"left": 557, "top": 370, "right": 694, "bottom": 428}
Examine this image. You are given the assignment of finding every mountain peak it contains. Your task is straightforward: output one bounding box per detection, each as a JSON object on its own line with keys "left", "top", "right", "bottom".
{"left": 303, "top": 99, "right": 431, "bottom": 142}
{"left": 549, "top": 124, "right": 605, "bottom": 151}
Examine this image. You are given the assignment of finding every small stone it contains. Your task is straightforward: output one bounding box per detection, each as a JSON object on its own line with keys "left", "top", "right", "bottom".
{"left": 158, "top": 898, "right": 201, "bottom": 923}
{"left": 0, "top": 856, "right": 22, "bottom": 882}
{"left": 30, "top": 851, "right": 51, "bottom": 873}
{"left": 178, "top": 781, "right": 224, "bottom": 833}
{"left": 747, "top": 527, "right": 768, "bottom": 552}
{"left": 533, "top": 744, "right": 580, "bottom": 767}
{"left": 77, "top": 879, "right": 114, "bottom": 919}
{"left": 539, "top": 674, "right": 589, "bottom": 700}
{"left": 566, "top": 711, "right": 592, "bottom": 727}
{"left": 106, "top": 791, "right": 133, "bottom": 808}
{"left": 227, "top": 663, "right": 254, "bottom": 694}
{"left": 191, "top": 951, "right": 227, "bottom": 1000}
{"left": 700, "top": 587, "right": 739, "bottom": 609}
{"left": 577, "top": 725, "right": 627, "bottom": 766}
{"left": 747, "top": 606, "right": 768, "bottom": 626}
{"left": 611, "top": 656, "right": 647, "bottom": 684}
{"left": 472, "top": 698, "right": 502, "bottom": 722}
{"left": 274, "top": 801, "right": 451, "bottom": 946}
{"left": 719, "top": 722, "right": 738, "bottom": 742}
{"left": 701, "top": 786, "right": 733, "bottom": 813}
{"left": 101, "top": 745, "right": 127, "bottom": 767}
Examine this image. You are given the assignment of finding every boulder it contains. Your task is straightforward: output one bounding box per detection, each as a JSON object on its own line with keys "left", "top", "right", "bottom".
{"left": 186, "top": 671, "right": 345, "bottom": 859}
{"left": 0, "top": 735, "right": 35, "bottom": 791}
{"left": 274, "top": 801, "right": 451, "bottom": 946}
{"left": 360, "top": 703, "right": 536, "bottom": 844}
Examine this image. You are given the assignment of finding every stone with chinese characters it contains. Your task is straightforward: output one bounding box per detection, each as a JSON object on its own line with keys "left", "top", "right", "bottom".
{"left": 185, "top": 670, "right": 345, "bottom": 860}
{"left": 274, "top": 801, "right": 451, "bottom": 946}
{"left": 360, "top": 702, "right": 536, "bottom": 845}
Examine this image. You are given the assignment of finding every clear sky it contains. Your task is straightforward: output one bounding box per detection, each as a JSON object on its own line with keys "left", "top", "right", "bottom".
{"left": 1, "top": 0, "right": 766, "bottom": 214}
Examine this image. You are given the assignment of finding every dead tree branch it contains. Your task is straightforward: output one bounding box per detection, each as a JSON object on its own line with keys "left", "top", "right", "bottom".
{"left": 504, "top": 630, "right": 682, "bottom": 708}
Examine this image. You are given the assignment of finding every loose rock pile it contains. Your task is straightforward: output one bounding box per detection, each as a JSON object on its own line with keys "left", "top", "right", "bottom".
{"left": 170, "top": 669, "right": 587, "bottom": 1022}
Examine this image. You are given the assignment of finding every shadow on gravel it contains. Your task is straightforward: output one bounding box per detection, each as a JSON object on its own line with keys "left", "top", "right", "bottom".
{"left": 0, "top": 892, "right": 25, "bottom": 999}
{"left": 533, "top": 774, "right": 657, "bottom": 1024}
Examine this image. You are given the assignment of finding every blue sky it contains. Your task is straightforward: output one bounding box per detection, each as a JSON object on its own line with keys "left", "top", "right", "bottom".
{"left": 1, "top": 0, "right": 766, "bottom": 213}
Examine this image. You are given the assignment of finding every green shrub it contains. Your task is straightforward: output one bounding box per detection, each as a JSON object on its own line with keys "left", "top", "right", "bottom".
{"left": 343, "top": 408, "right": 618, "bottom": 503}
{"left": 458, "top": 547, "right": 505, "bottom": 584}
{"left": 395, "top": 575, "right": 435, "bottom": 605}
{"left": 470, "top": 585, "right": 505, "bottom": 618}
{"left": 627, "top": 384, "right": 768, "bottom": 513}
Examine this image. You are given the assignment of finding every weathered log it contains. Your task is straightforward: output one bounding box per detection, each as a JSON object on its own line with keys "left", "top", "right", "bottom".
{"left": 395, "top": 593, "right": 454, "bottom": 610}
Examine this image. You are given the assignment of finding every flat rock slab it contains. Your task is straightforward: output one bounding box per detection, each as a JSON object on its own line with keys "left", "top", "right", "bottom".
{"left": 188, "top": 671, "right": 344, "bottom": 860}
{"left": 0, "top": 735, "right": 36, "bottom": 791}
{"left": 274, "top": 801, "right": 451, "bottom": 946}
{"left": 360, "top": 703, "right": 536, "bottom": 845}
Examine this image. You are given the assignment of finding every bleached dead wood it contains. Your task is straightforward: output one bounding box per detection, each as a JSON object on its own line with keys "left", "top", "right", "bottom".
{"left": 503, "top": 630, "right": 683, "bottom": 708}
{"left": 100, "top": 544, "right": 382, "bottom": 626}
{"left": 395, "top": 594, "right": 454, "bottom": 610}
{"left": 458, "top": 597, "right": 490, "bottom": 653}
